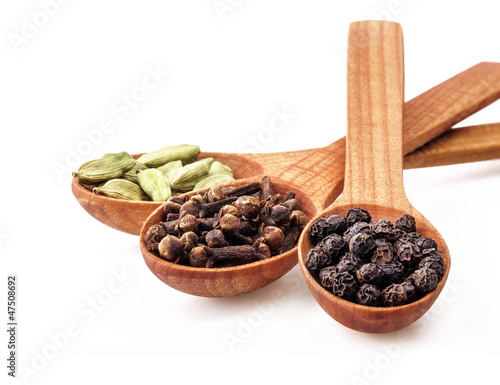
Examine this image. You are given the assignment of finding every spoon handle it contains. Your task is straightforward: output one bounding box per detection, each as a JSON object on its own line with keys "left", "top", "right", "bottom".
{"left": 342, "top": 20, "right": 406, "bottom": 206}
{"left": 404, "top": 122, "right": 500, "bottom": 169}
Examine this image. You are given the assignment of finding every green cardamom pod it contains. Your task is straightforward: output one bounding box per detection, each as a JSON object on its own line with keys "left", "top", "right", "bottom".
{"left": 121, "top": 161, "right": 148, "bottom": 184}
{"left": 193, "top": 174, "right": 235, "bottom": 190}
{"left": 157, "top": 160, "right": 182, "bottom": 176}
{"left": 198, "top": 157, "right": 214, "bottom": 168}
{"left": 138, "top": 169, "right": 172, "bottom": 201}
{"left": 168, "top": 161, "right": 209, "bottom": 192}
{"left": 93, "top": 179, "right": 149, "bottom": 201}
{"left": 137, "top": 144, "right": 200, "bottom": 168}
{"left": 73, "top": 152, "right": 135, "bottom": 184}
{"left": 209, "top": 161, "right": 233, "bottom": 177}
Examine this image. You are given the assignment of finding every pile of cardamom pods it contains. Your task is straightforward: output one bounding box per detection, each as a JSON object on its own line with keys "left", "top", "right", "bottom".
{"left": 73, "top": 144, "right": 235, "bottom": 201}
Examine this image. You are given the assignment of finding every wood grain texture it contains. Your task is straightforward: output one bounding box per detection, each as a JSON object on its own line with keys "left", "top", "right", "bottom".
{"left": 404, "top": 123, "right": 500, "bottom": 168}
{"left": 343, "top": 20, "right": 405, "bottom": 205}
{"left": 298, "top": 21, "right": 450, "bottom": 333}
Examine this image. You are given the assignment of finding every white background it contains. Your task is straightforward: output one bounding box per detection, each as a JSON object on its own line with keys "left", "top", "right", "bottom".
{"left": 2, "top": 1, "right": 500, "bottom": 384}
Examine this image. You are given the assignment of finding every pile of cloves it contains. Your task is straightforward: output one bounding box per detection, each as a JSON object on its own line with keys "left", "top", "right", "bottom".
{"left": 144, "top": 176, "right": 307, "bottom": 268}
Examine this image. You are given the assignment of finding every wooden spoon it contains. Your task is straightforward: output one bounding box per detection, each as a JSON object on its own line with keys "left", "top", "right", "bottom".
{"left": 298, "top": 21, "right": 449, "bottom": 333}
{"left": 140, "top": 54, "right": 499, "bottom": 297}
{"left": 72, "top": 57, "right": 500, "bottom": 236}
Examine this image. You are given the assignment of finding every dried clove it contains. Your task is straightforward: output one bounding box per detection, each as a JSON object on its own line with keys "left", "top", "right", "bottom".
{"left": 198, "top": 197, "right": 239, "bottom": 218}
{"left": 145, "top": 176, "right": 305, "bottom": 268}
{"left": 261, "top": 175, "right": 273, "bottom": 201}
{"left": 158, "top": 235, "right": 183, "bottom": 262}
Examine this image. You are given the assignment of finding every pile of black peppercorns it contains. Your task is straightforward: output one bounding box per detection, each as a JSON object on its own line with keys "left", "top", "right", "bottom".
{"left": 305, "top": 207, "right": 444, "bottom": 307}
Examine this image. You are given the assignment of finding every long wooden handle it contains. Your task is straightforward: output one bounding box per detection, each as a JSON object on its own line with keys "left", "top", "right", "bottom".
{"left": 404, "top": 123, "right": 500, "bottom": 168}
{"left": 342, "top": 20, "right": 406, "bottom": 204}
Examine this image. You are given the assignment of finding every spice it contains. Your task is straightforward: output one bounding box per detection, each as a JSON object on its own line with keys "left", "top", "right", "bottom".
{"left": 356, "top": 263, "right": 384, "bottom": 285}
{"left": 356, "top": 284, "right": 381, "bottom": 306}
{"left": 381, "top": 284, "right": 407, "bottom": 307}
{"left": 93, "top": 178, "right": 148, "bottom": 201}
{"left": 344, "top": 207, "right": 371, "bottom": 228}
{"left": 74, "top": 144, "right": 236, "bottom": 201}
{"left": 144, "top": 176, "right": 306, "bottom": 268}
{"left": 137, "top": 144, "right": 200, "bottom": 168}
{"left": 73, "top": 152, "right": 136, "bottom": 184}
{"left": 306, "top": 207, "right": 444, "bottom": 307}
{"left": 138, "top": 168, "right": 172, "bottom": 202}
{"left": 331, "top": 271, "right": 358, "bottom": 299}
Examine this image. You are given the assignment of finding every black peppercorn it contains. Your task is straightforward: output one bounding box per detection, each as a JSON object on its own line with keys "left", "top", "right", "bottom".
{"left": 381, "top": 284, "right": 407, "bottom": 307}
{"left": 395, "top": 214, "right": 416, "bottom": 233}
{"left": 394, "top": 237, "right": 421, "bottom": 267}
{"left": 344, "top": 206, "right": 371, "bottom": 228}
{"left": 326, "top": 215, "right": 346, "bottom": 235}
{"left": 332, "top": 271, "right": 358, "bottom": 299}
{"left": 371, "top": 242, "right": 394, "bottom": 265}
{"left": 356, "top": 284, "right": 382, "bottom": 306}
{"left": 319, "top": 234, "right": 346, "bottom": 262}
{"left": 305, "top": 245, "right": 331, "bottom": 272}
{"left": 418, "top": 256, "right": 444, "bottom": 279}
{"left": 319, "top": 266, "right": 338, "bottom": 290}
{"left": 380, "top": 262, "right": 405, "bottom": 285}
{"left": 343, "top": 222, "right": 372, "bottom": 244}
{"left": 349, "top": 232, "right": 375, "bottom": 258}
{"left": 402, "top": 281, "right": 418, "bottom": 302}
{"left": 307, "top": 206, "right": 443, "bottom": 308}
{"left": 356, "top": 263, "right": 384, "bottom": 285}
{"left": 310, "top": 219, "right": 331, "bottom": 244}
{"left": 413, "top": 267, "right": 438, "bottom": 292}
{"left": 415, "top": 236, "right": 438, "bottom": 251}
{"left": 370, "top": 219, "right": 396, "bottom": 240}
{"left": 421, "top": 248, "right": 443, "bottom": 262}
{"left": 336, "top": 252, "right": 362, "bottom": 274}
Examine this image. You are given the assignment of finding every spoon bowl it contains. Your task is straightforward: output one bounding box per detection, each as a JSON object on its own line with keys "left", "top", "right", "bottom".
{"left": 298, "top": 203, "right": 450, "bottom": 333}
{"left": 140, "top": 177, "right": 317, "bottom": 297}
